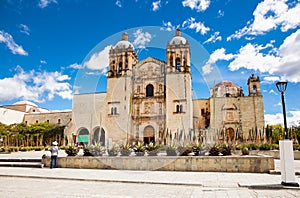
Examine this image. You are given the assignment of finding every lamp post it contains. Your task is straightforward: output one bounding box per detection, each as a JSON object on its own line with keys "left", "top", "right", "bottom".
{"left": 276, "top": 81, "right": 299, "bottom": 187}
{"left": 276, "top": 81, "right": 288, "bottom": 139}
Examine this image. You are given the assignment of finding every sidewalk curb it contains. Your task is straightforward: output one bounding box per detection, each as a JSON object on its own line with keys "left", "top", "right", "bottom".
{"left": 238, "top": 183, "right": 300, "bottom": 190}
{"left": 0, "top": 174, "right": 202, "bottom": 187}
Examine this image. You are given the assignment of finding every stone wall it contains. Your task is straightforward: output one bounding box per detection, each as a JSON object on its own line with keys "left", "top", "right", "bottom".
{"left": 42, "top": 155, "right": 274, "bottom": 173}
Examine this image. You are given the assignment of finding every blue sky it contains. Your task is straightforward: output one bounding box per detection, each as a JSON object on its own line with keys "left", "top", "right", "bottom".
{"left": 1, "top": 0, "right": 300, "bottom": 126}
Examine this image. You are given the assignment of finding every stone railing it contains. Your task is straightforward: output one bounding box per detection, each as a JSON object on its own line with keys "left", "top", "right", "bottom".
{"left": 42, "top": 155, "right": 274, "bottom": 173}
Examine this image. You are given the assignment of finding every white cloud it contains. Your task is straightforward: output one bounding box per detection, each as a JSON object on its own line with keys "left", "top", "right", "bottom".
{"left": 38, "top": 0, "right": 57, "bottom": 8}
{"left": 182, "top": 17, "right": 210, "bottom": 35}
{"left": 19, "top": 24, "right": 30, "bottom": 35}
{"left": 262, "top": 76, "right": 280, "bottom": 84}
{"left": 68, "top": 63, "right": 83, "bottom": 69}
{"left": 268, "top": 89, "right": 278, "bottom": 95}
{"left": 202, "top": 48, "right": 234, "bottom": 75}
{"left": 83, "top": 45, "right": 112, "bottom": 70}
{"left": 133, "top": 29, "right": 152, "bottom": 49}
{"left": 228, "top": 43, "right": 280, "bottom": 73}
{"left": 116, "top": 0, "right": 122, "bottom": 7}
{"left": 160, "top": 21, "right": 176, "bottom": 32}
{"left": 277, "top": 28, "right": 300, "bottom": 82}
{"left": 0, "top": 66, "right": 73, "bottom": 102}
{"left": 0, "top": 30, "right": 28, "bottom": 56}
{"left": 265, "top": 111, "right": 300, "bottom": 127}
{"left": 217, "top": 10, "right": 224, "bottom": 17}
{"left": 203, "top": 31, "right": 222, "bottom": 44}
{"left": 227, "top": 0, "right": 300, "bottom": 40}
{"left": 182, "top": 0, "right": 210, "bottom": 12}
{"left": 40, "top": 60, "right": 47, "bottom": 64}
{"left": 152, "top": 0, "right": 161, "bottom": 11}
{"left": 211, "top": 29, "right": 300, "bottom": 82}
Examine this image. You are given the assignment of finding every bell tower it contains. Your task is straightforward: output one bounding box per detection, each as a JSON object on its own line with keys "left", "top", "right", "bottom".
{"left": 247, "top": 74, "right": 261, "bottom": 96}
{"left": 166, "top": 29, "right": 190, "bottom": 73}
{"left": 165, "top": 29, "right": 193, "bottom": 135}
{"left": 105, "top": 32, "right": 137, "bottom": 144}
{"left": 108, "top": 32, "right": 138, "bottom": 78}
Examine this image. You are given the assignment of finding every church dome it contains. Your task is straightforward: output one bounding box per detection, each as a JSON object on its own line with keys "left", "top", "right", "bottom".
{"left": 211, "top": 80, "right": 242, "bottom": 97}
{"left": 169, "top": 29, "right": 187, "bottom": 45}
{"left": 114, "top": 32, "right": 134, "bottom": 49}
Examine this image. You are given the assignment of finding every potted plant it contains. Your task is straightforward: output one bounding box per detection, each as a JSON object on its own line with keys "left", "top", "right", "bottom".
{"left": 146, "top": 142, "right": 161, "bottom": 156}
{"left": 166, "top": 143, "right": 177, "bottom": 156}
{"left": 84, "top": 144, "right": 105, "bottom": 156}
{"left": 177, "top": 144, "right": 193, "bottom": 156}
{"left": 133, "top": 141, "right": 145, "bottom": 156}
{"left": 209, "top": 144, "right": 220, "bottom": 156}
{"left": 65, "top": 145, "right": 79, "bottom": 156}
{"left": 120, "top": 143, "right": 132, "bottom": 156}
{"left": 220, "top": 142, "right": 232, "bottom": 156}
{"left": 108, "top": 145, "right": 119, "bottom": 156}
{"left": 242, "top": 147, "right": 249, "bottom": 155}
{"left": 192, "top": 143, "right": 203, "bottom": 156}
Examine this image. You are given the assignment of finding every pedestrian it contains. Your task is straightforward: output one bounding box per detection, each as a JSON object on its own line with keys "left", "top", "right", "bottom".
{"left": 49, "top": 141, "right": 59, "bottom": 168}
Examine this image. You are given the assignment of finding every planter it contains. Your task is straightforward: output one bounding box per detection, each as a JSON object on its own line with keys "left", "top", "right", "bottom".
{"left": 135, "top": 152, "right": 145, "bottom": 156}
{"left": 166, "top": 149, "right": 177, "bottom": 156}
{"left": 120, "top": 149, "right": 131, "bottom": 156}
{"left": 147, "top": 150, "right": 159, "bottom": 156}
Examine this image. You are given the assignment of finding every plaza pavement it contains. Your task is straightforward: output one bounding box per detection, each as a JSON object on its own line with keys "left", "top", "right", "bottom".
{"left": 0, "top": 151, "right": 299, "bottom": 197}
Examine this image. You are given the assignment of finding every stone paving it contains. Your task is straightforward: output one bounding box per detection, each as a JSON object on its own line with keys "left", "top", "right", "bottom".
{"left": 0, "top": 151, "right": 299, "bottom": 197}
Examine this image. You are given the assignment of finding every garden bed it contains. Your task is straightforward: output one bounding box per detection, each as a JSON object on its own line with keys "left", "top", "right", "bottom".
{"left": 42, "top": 155, "right": 274, "bottom": 173}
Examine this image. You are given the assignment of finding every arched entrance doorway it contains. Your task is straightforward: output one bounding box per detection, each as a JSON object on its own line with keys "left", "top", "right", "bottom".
{"left": 225, "top": 127, "right": 235, "bottom": 143}
{"left": 92, "top": 127, "right": 105, "bottom": 146}
{"left": 143, "top": 125, "right": 155, "bottom": 144}
{"left": 77, "top": 128, "right": 89, "bottom": 145}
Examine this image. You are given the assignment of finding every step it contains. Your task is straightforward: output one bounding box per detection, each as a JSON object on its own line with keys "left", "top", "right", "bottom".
{"left": 0, "top": 162, "right": 44, "bottom": 168}
{"left": 0, "top": 158, "right": 41, "bottom": 163}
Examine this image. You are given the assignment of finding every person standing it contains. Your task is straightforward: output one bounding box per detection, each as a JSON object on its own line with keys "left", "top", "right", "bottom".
{"left": 49, "top": 141, "right": 59, "bottom": 168}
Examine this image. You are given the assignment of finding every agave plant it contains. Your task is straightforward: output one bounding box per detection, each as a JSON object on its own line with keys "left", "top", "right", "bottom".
{"left": 166, "top": 143, "right": 177, "bottom": 156}
{"left": 146, "top": 142, "right": 161, "bottom": 156}
{"left": 108, "top": 144, "right": 119, "bottom": 156}
{"left": 65, "top": 145, "right": 79, "bottom": 156}
{"left": 120, "top": 143, "right": 132, "bottom": 156}
{"left": 133, "top": 142, "right": 145, "bottom": 156}
{"left": 209, "top": 144, "right": 220, "bottom": 156}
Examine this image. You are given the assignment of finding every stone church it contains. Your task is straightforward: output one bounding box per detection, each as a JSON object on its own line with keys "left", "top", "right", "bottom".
{"left": 66, "top": 29, "right": 264, "bottom": 146}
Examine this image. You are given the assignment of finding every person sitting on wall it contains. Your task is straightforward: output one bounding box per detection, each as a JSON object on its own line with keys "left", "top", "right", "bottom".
{"left": 49, "top": 141, "right": 59, "bottom": 169}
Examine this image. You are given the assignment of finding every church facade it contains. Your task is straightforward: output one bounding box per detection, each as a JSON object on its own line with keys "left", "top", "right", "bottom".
{"left": 66, "top": 29, "right": 265, "bottom": 146}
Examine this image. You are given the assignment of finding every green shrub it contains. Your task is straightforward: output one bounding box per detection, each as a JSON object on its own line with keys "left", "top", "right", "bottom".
{"left": 271, "top": 144, "right": 279, "bottom": 150}
{"left": 259, "top": 144, "right": 271, "bottom": 150}
{"left": 248, "top": 143, "right": 259, "bottom": 150}
{"left": 293, "top": 144, "right": 300, "bottom": 151}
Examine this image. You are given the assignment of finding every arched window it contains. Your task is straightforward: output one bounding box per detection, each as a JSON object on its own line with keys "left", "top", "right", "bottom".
{"left": 253, "top": 85, "right": 257, "bottom": 94}
{"left": 111, "top": 107, "right": 117, "bottom": 115}
{"left": 176, "top": 57, "right": 181, "bottom": 70}
{"left": 119, "top": 62, "right": 123, "bottom": 72}
{"left": 146, "top": 84, "right": 154, "bottom": 97}
{"left": 111, "top": 107, "right": 114, "bottom": 115}
{"left": 176, "top": 105, "right": 180, "bottom": 113}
